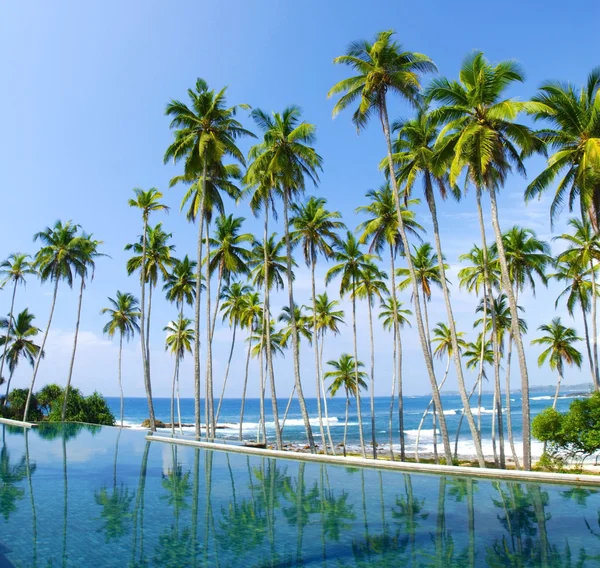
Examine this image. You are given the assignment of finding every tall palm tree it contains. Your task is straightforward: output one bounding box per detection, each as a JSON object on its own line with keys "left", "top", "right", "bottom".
{"left": 24, "top": 221, "right": 85, "bottom": 422}
{"left": 328, "top": 29, "right": 451, "bottom": 463}
{"left": 101, "top": 292, "right": 141, "bottom": 427}
{"left": 325, "top": 354, "right": 368, "bottom": 457}
{"left": 326, "top": 231, "right": 377, "bottom": 458}
{"left": 290, "top": 196, "right": 344, "bottom": 454}
{"left": 0, "top": 254, "right": 35, "bottom": 387}
{"left": 164, "top": 78, "right": 253, "bottom": 439}
{"left": 378, "top": 297, "right": 411, "bottom": 459}
{"left": 163, "top": 255, "right": 198, "bottom": 316}
{"left": 245, "top": 106, "right": 323, "bottom": 453}
{"left": 0, "top": 309, "right": 42, "bottom": 405}
{"left": 532, "top": 318, "right": 583, "bottom": 409}
{"left": 354, "top": 262, "right": 388, "bottom": 459}
{"left": 525, "top": 68, "right": 600, "bottom": 231}
{"left": 428, "top": 52, "right": 543, "bottom": 470}
{"left": 164, "top": 316, "right": 194, "bottom": 435}
{"left": 357, "top": 183, "right": 422, "bottom": 460}
{"left": 62, "top": 234, "right": 104, "bottom": 421}
{"left": 127, "top": 188, "right": 168, "bottom": 432}
{"left": 215, "top": 281, "right": 252, "bottom": 424}
{"left": 278, "top": 304, "right": 312, "bottom": 348}
{"left": 554, "top": 218, "right": 600, "bottom": 389}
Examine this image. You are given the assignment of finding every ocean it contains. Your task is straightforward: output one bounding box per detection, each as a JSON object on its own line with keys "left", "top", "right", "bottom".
{"left": 105, "top": 389, "right": 583, "bottom": 459}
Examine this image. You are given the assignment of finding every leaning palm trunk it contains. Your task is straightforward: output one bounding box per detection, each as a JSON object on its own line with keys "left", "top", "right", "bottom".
{"left": 488, "top": 184, "right": 532, "bottom": 470}
{"left": 238, "top": 331, "right": 253, "bottom": 441}
{"left": 319, "top": 333, "right": 335, "bottom": 454}
{"left": 24, "top": 278, "right": 59, "bottom": 422}
{"left": 281, "top": 385, "right": 296, "bottom": 432}
{"left": 379, "top": 97, "right": 453, "bottom": 464}
{"left": 589, "top": 258, "right": 600, "bottom": 390}
{"left": 262, "top": 201, "right": 283, "bottom": 450}
{"left": 311, "top": 260, "right": 327, "bottom": 453}
{"left": 453, "top": 376, "right": 482, "bottom": 460}
{"left": 205, "top": 222, "right": 215, "bottom": 438}
{"left": 0, "top": 279, "right": 18, "bottom": 402}
{"left": 61, "top": 275, "right": 85, "bottom": 421}
{"left": 367, "top": 297, "right": 377, "bottom": 459}
{"left": 210, "top": 264, "right": 223, "bottom": 341}
{"left": 351, "top": 286, "right": 367, "bottom": 458}
{"left": 426, "top": 178, "right": 485, "bottom": 467}
{"left": 215, "top": 322, "right": 237, "bottom": 425}
{"left": 282, "top": 190, "right": 314, "bottom": 452}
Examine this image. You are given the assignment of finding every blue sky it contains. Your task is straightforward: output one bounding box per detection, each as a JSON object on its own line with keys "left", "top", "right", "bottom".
{"left": 1, "top": 1, "right": 599, "bottom": 399}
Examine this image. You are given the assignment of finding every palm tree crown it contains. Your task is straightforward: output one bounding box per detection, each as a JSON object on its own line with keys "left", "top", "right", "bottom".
{"left": 0, "top": 254, "right": 35, "bottom": 289}
{"left": 531, "top": 317, "right": 583, "bottom": 371}
{"left": 397, "top": 243, "right": 447, "bottom": 302}
{"left": 164, "top": 316, "right": 195, "bottom": 361}
{"left": 101, "top": 292, "right": 141, "bottom": 341}
{"left": 325, "top": 355, "right": 368, "bottom": 397}
{"left": 0, "top": 309, "right": 42, "bottom": 374}
{"left": 163, "top": 256, "right": 199, "bottom": 311}
{"left": 208, "top": 214, "right": 253, "bottom": 283}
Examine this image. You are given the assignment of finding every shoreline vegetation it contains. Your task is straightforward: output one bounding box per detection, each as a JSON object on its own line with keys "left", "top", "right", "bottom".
{"left": 2, "top": 30, "right": 600, "bottom": 473}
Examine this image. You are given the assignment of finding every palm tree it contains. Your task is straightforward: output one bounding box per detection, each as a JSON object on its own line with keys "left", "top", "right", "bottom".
{"left": 325, "top": 354, "right": 368, "bottom": 457}
{"left": 525, "top": 68, "right": 600, "bottom": 231}
{"left": 24, "top": 221, "right": 85, "bottom": 422}
{"left": 531, "top": 318, "right": 583, "bottom": 408}
{"left": 0, "top": 309, "right": 42, "bottom": 405}
{"left": 278, "top": 304, "right": 312, "bottom": 348}
{"left": 245, "top": 106, "right": 323, "bottom": 454}
{"left": 378, "top": 297, "right": 411, "bottom": 459}
{"left": 163, "top": 255, "right": 198, "bottom": 316}
{"left": 328, "top": 29, "right": 450, "bottom": 462}
{"left": 101, "top": 292, "right": 141, "bottom": 427}
{"left": 389, "top": 106, "right": 485, "bottom": 467}
{"left": 428, "top": 52, "right": 543, "bottom": 470}
{"left": 62, "top": 234, "right": 104, "bottom": 421}
{"left": 208, "top": 214, "right": 252, "bottom": 339}
{"left": 164, "top": 78, "right": 253, "bottom": 439}
{"left": 127, "top": 188, "right": 168, "bottom": 432}
{"left": 290, "top": 196, "right": 344, "bottom": 454}
{"left": 357, "top": 183, "right": 422, "bottom": 460}
{"left": 326, "top": 231, "right": 377, "bottom": 458}
{"left": 0, "top": 254, "right": 35, "bottom": 387}
{"left": 215, "top": 281, "right": 252, "bottom": 424}
{"left": 354, "top": 262, "right": 388, "bottom": 459}
{"left": 554, "top": 218, "right": 600, "bottom": 389}
{"left": 164, "top": 316, "right": 194, "bottom": 435}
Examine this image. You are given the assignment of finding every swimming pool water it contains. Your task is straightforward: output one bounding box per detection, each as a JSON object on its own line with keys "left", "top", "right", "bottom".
{"left": 0, "top": 423, "right": 598, "bottom": 567}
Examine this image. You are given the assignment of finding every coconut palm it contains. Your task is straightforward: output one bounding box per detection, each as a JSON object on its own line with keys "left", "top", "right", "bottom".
{"left": 0, "top": 254, "right": 35, "bottom": 388}
{"left": 290, "top": 196, "right": 344, "bottom": 454}
{"left": 245, "top": 106, "right": 323, "bottom": 454}
{"left": 163, "top": 255, "right": 198, "bottom": 316}
{"left": 428, "top": 52, "right": 543, "bottom": 470}
{"left": 127, "top": 188, "right": 168, "bottom": 432}
{"left": 278, "top": 304, "right": 312, "bottom": 348}
{"left": 0, "top": 310, "right": 42, "bottom": 405}
{"left": 101, "top": 292, "right": 141, "bottom": 427}
{"left": 354, "top": 262, "right": 388, "bottom": 459}
{"left": 62, "top": 234, "right": 104, "bottom": 421}
{"left": 164, "top": 78, "right": 253, "bottom": 439}
{"left": 378, "top": 297, "right": 411, "bottom": 458}
{"left": 325, "top": 354, "right": 368, "bottom": 457}
{"left": 164, "top": 316, "right": 194, "bottom": 435}
{"left": 326, "top": 231, "right": 377, "bottom": 458}
{"left": 328, "top": 29, "right": 451, "bottom": 462}
{"left": 215, "top": 281, "right": 252, "bottom": 424}
{"left": 357, "top": 183, "right": 422, "bottom": 460}
{"left": 525, "top": 68, "right": 600, "bottom": 230}
{"left": 23, "top": 221, "right": 85, "bottom": 422}
{"left": 554, "top": 218, "right": 600, "bottom": 390}
{"left": 532, "top": 318, "right": 583, "bottom": 408}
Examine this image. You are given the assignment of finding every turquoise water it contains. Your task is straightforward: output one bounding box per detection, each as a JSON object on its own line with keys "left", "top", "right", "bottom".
{"left": 0, "top": 423, "right": 599, "bottom": 567}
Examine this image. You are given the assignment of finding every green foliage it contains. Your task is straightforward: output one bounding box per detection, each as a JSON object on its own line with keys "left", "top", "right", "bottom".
{"left": 532, "top": 393, "right": 600, "bottom": 465}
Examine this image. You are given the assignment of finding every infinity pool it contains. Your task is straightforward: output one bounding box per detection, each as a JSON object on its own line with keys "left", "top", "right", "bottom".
{"left": 0, "top": 423, "right": 598, "bottom": 567}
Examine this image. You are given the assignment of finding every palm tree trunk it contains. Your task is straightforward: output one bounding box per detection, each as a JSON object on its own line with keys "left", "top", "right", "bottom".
{"left": 146, "top": 284, "right": 152, "bottom": 367}
{"left": 504, "top": 332, "right": 521, "bottom": 467}
{"left": 280, "top": 384, "right": 296, "bottom": 432}
{"left": 24, "top": 277, "right": 59, "bottom": 422}
{"left": 454, "top": 376, "right": 482, "bottom": 460}
{"left": 311, "top": 260, "right": 327, "bottom": 454}
{"left": 210, "top": 264, "right": 223, "bottom": 342}
{"left": 553, "top": 361, "right": 564, "bottom": 409}
{"left": 282, "top": 189, "right": 313, "bottom": 452}
{"left": 426, "top": 179, "right": 485, "bottom": 467}
{"left": 580, "top": 298, "right": 596, "bottom": 387}
{"left": 239, "top": 331, "right": 253, "bottom": 441}
{"left": 0, "top": 280, "right": 17, "bottom": 399}
{"left": 215, "top": 323, "right": 236, "bottom": 425}
{"left": 138, "top": 215, "right": 156, "bottom": 432}
{"left": 388, "top": 325, "right": 396, "bottom": 461}
{"left": 118, "top": 334, "right": 124, "bottom": 427}
{"left": 319, "top": 330, "right": 335, "bottom": 455}
{"left": 205, "top": 221, "right": 215, "bottom": 438}
{"left": 258, "top": 337, "right": 266, "bottom": 445}
{"left": 176, "top": 364, "right": 183, "bottom": 436}
{"left": 379, "top": 96, "right": 453, "bottom": 465}
{"left": 488, "top": 183, "right": 531, "bottom": 470}
{"left": 62, "top": 275, "right": 85, "bottom": 421}
{"left": 432, "top": 402, "right": 439, "bottom": 464}
{"left": 351, "top": 287, "right": 367, "bottom": 458}
{"left": 367, "top": 296, "right": 377, "bottom": 459}
{"left": 170, "top": 356, "right": 178, "bottom": 436}
{"left": 4, "top": 370, "right": 14, "bottom": 410}
{"left": 25, "top": 430, "right": 37, "bottom": 568}
{"left": 344, "top": 389, "right": 349, "bottom": 457}
{"left": 262, "top": 201, "right": 283, "bottom": 450}
{"left": 589, "top": 259, "right": 599, "bottom": 389}
{"left": 490, "top": 389, "right": 498, "bottom": 466}
{"left": 492, "top": 326, "right": 506, "bottom": 468}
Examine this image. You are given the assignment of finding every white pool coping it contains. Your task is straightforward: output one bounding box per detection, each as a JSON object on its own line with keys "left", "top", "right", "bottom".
{"left": 147, "top": 434, "right": 600, "bottom": 487}
{"left": 0, "top": 417, "right": 37, "bottom": 428}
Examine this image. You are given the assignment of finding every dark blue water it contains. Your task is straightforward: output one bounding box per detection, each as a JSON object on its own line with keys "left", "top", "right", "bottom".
{"left": 0, "top": 423, "right": 598, "bottom": 567}
{"left": 106, "top": 391, "right": 580, "bottom": 457}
